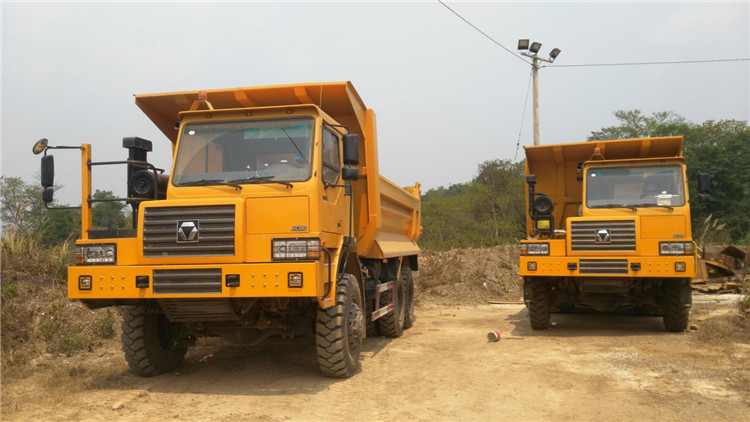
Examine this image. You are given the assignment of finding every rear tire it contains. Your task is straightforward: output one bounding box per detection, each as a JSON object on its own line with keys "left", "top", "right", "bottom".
{"left": 316, "top": 274, "right": 364, "bottom": 378}
{"left": 378, "top": 276, "right": 405, "bottom": 337}
{"left": 121, "top": 305, "right": 187, "bottom": 377}
{"left": 528, "top": 279, "right": 550, "bottom": 330}
{"left": 402, "top": 266, "right": 416, "bottom": 329}
{"left": 663, "top": 279, "right": 690, "bottom": 332}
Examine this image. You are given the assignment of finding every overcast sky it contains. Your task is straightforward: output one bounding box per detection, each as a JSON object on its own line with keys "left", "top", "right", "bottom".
{"left": 2, "top": 2, "right": 748, "bottom": 204}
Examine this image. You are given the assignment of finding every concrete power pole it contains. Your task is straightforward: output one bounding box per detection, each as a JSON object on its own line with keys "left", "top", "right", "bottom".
{"left": 531, "top": 58, "right": 540, "bottom": 146}
{"left": 518, "top": 40, "right": 561, "bottom": 146}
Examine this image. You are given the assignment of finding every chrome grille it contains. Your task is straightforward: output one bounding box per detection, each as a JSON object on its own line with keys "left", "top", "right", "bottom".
{"left": 579, "top": 259, "right": 629, "bottom": 275}
{"left": 570, "top": 220, "right": 636, "bottom": 252}
{"left": 153, "top": 268, "right": 223, "bottom": 294}
{"left": 143, "top": 205, "right": 235, "bottom": 257}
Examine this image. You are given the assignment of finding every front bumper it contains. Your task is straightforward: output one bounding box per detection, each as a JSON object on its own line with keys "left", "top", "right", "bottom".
{"left": 68, "top": 262, "right": 325, "bottom": 300}
{"left": 519, "top": 255, "right": 695, "bottom": 278}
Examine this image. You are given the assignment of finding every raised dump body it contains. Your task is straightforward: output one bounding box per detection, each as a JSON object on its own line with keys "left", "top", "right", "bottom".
{"left": 519, "top": 137, "right": 700, "bottom": 332}
{"left": 36, "top": 82, "right": 421, "bottom": 378}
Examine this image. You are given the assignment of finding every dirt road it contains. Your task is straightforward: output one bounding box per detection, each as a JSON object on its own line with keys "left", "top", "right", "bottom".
{"left": 2, "top": 294, "right": 749, "bottom": 422}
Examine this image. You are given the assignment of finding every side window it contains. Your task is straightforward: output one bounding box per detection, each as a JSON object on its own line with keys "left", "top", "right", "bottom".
{"left": 322, "top": 128, "right": 340, "bottom": 185}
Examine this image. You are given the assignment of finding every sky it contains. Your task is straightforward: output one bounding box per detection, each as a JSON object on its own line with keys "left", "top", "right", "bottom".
{"left": 2, "top": 1, "right": 748, "bottom": 204}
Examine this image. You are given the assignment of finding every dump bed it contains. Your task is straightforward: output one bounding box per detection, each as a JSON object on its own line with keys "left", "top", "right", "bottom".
{"left": 523, "top": 136, "right": 684, "bottom": 235}
{"left": 135, "top": 82, "right": 421, "bottom": 260}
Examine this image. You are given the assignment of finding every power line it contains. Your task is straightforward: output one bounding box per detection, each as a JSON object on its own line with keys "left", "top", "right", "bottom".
{"left": 514, "top": 69, "right": 533, "bottom": 162}
{"left": 438, "top": 0, "right": 529, "bottom": 65}
{"left": 545, "top": 58, "right": 750, "bottom": 68}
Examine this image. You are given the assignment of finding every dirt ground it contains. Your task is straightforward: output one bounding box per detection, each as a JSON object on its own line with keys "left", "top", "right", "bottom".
{"left": 2, "top": 292, "right": 749, "bottom": 422}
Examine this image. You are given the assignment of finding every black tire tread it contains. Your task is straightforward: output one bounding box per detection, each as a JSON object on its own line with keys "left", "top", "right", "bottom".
{"left": 663, "top": 280, "right": 690, "bottom": 332}
{"left": 402, "top": 266, "right": 416, "bottom": 330}
{"left": 316, "top": 275, "right": 363, "bottom": 378}
{"left": 528, "top": 279, "right": 550, "bottom": 330}
{"left": 378, "top": 276, "right": 405, "bottom": 338}
{"left": 121, "top": 305, "right": 186, "bottom": 377}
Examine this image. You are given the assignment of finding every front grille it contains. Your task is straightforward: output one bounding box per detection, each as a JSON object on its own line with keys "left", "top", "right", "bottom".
{"left": 153, "top": 268, "right": 223, "bottom": 294}
{"left": 143, "top": 205, "right": 235, "bottom": 257}
{"left": 579, "top": 259, "right": 629, "bottom": 275}
{"left": 571, "top": 220, "right": 636, "bottom": 252}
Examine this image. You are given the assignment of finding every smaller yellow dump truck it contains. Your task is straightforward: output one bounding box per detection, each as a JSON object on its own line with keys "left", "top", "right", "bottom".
{"left": 519, "top": 137, "right": 710, "bottom": 332}
{"left": 33, "top": 82, "right": 421, "bottom": 377}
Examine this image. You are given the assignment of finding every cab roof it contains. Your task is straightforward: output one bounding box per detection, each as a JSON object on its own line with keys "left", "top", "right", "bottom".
{"left": 135, "top": 81, "right": 368, "bottom": 144}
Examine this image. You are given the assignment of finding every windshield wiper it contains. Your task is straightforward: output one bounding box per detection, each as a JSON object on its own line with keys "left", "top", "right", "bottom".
{"left": 628, "top": 203, "right": 674, "bottom": 211}
{"left": 593, "top": 204, "right": 638, "bottom": 211}
{"left": 178, "top": 179, "right": 242, "bottom": 190}
{"left": 227, "top": 176, "right": 293, "bottom": 188}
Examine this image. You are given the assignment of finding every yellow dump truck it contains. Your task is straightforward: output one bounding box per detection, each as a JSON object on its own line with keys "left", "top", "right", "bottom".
{"left": 520, "top": 137, "right": 709, "bottom": 332}
{"left": 33, "top": 82, "right": 422, "bottom": 377}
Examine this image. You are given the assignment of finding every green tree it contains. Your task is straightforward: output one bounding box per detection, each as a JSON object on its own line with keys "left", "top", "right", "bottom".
{"left": 419, "top": 160, "right": 526, "bottom": 250}
{"left": 588, "top": 110, "right": 689, "bottom": 141}
{"left": 473, "top": 159, "right": 526, "bottom": 243}
{"left": 91, "top": 190, "right": 128, "bottom": 230}
{"left": 0, "top": 176, "right": 48, "bottom": 234}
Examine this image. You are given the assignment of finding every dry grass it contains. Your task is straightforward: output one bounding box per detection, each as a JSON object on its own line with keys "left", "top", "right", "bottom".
{"left": 1, "top": 232, "right": 117, "bottom": 377}
{"left": 1, "top": 229, "right": 74, "bottom": 279}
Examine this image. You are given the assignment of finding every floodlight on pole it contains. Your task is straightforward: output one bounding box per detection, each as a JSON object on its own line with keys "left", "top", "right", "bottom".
{"left": 518, "top": 39, "right": 562, "bottom": 146}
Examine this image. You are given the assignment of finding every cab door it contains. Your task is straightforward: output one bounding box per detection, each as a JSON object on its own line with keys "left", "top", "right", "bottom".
{"left": 320, "top": 127, "right": 347, "bottom": 235}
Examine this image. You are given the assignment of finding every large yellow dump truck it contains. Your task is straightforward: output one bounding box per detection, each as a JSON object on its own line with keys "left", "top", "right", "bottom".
{"left": 519, "top": 137, "right": 709, "bottom": 332}
{"left": 33, "top": 82, "right": 421, "bottom": 377}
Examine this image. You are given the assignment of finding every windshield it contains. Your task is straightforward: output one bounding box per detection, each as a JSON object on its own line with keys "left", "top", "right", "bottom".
{"left": 172, "top": 118, "right": 314, "bottom": 186}
{"left": 586, "top": 165, "right": 685, "bottom": 208}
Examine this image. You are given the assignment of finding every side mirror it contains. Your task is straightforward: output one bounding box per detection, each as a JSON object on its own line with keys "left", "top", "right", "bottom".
{"left": 698, "top": 172, "right": 711, "bottom": 194}
{"left": 342, "top": 134, "right": 359, "bottom": 165}
{"left": 41, "top": 155, "right": 55, "bottom": 188}
{"left": 42, "top": 187, "right": 54, "bottom": 204}
{"left": 32, "top": 138, "right": 49, "bottom": 155}
{"left": 342, "top": 167, "right": 359, "bottom": 181}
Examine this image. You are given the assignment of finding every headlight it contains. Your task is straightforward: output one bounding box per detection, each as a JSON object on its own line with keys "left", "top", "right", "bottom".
{"left": 76, "top": 244, "right": 116, "bottom": 264}
{"left": 659, "top": 242, "right": 693, "bottom": 255}
{"left": 520, "top": 243, "right": 550, "bottom": 256}
{"left": 272, "top": 238, "right": 321, "bottom": 260}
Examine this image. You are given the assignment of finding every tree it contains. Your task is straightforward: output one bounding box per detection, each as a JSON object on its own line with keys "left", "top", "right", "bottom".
{"left": 588, "top": 110, "right": 689, "bottom": 141}
{"left": 0, "top": 176, "right": 48, "bottom": 234}
{"left": 92, "top": 190, "right": 128, "bottom": 230}
{"left": 419, "top": 160, "right": 526, "bottom": 250}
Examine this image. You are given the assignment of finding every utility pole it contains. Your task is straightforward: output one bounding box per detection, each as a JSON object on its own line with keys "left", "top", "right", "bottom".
{"left": 518, "top": 40, "right": 561, "bottom": 146}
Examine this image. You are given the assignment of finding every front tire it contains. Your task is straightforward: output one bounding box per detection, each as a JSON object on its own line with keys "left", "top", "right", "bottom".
{"left": 121, "top": 305, "right": 187, "bottom": 377}
{"left": 316, "top": 274, "right": 364, "bottom": 378}
{"left": 663, "top": 279, "right": 690, "bottom": 332}
{"left": 527, "top": 279, "right": 550, "bottom": 330}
